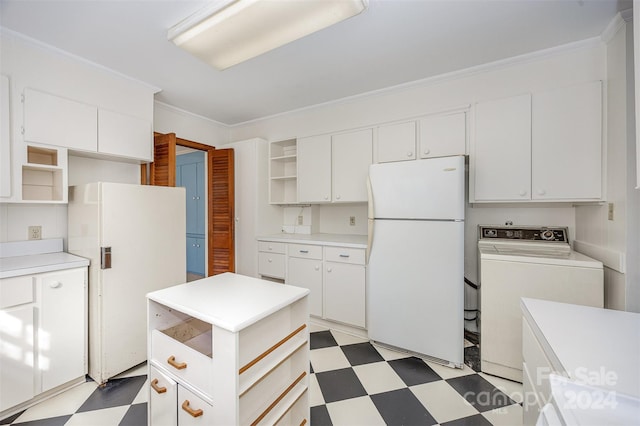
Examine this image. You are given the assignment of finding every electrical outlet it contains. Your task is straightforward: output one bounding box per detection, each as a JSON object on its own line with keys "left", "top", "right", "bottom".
{"left": 349, "top": 216, "right": 356, "bottom": 226}
{"left": 297, "top": 215, "right": 304, "bottom": 225}
{"left": 28, "top": 225, "right": 42, "bottom": 240}
{"left": 608, "top": 203, "right": 614, "bottom": 221}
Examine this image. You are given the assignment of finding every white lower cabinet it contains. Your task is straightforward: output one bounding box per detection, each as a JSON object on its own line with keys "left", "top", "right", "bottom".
{"left": 0, "top": 267, "right": 87, "bottom": 417}
{"left": 257, "top": 241, "right": 286, "bottom": 280}
{"left": 324, "top": 261, "right": 366, "bottom": 328}
{"left": 284, "top": 242, "right": 366, "bottom": 329}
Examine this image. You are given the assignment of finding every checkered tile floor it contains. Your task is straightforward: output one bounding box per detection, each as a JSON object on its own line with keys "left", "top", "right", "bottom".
{"left": 1, "top": 325, "right": 523, "bottom": 425}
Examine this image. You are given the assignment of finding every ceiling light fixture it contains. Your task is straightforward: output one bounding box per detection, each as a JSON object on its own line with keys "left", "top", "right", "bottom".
{"left": 168, "top": 0, "right": 368, "bottom": 71}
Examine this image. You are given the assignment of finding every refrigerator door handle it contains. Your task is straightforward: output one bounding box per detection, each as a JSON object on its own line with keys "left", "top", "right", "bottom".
{"left": 367, "top": 175, "right": 374, "bottom": 219}
{"left": 367, "top": 218, "right": 374, "bottom": 264}
{"left": 101, "top": 247, "right": 112, "bottom": 269}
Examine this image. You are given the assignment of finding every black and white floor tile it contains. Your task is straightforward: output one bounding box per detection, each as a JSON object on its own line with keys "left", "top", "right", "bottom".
{"left": 1, "top": 325, "right": 523, "bottom": 425}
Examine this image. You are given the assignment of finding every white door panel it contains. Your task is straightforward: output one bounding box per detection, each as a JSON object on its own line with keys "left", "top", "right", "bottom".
{"left": 368, "top": 219, "right": 464, "bottom": 365}
{"left": 369, "top": 156, "right": 465, "bottom": 220}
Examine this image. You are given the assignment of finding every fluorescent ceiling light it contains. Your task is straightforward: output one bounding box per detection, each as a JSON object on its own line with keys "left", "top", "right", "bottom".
{"left": 168, "top": 0, "right": 368, "bottom": 70}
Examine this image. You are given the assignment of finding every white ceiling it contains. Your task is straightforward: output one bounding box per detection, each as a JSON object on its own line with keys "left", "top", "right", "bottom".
{"left": 0, "top": 0, "right": 631, "bottom": 125}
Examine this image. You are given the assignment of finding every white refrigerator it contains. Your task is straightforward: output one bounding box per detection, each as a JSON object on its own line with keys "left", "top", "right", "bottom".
{"left": 367, "top": 156, "right": 465, "bottom": 367}
{"left": 68, "top": 182, "right": 186, "bottom": 384}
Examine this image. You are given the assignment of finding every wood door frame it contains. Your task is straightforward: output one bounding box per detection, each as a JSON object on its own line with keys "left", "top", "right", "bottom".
{"left": 144, "top": 132, "right": 233, "bottom": 276}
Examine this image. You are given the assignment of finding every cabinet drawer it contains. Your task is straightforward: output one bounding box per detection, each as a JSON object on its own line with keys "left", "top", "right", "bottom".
{"left": 178, "top": 386, "right": 213, "bottom": 426}
{"left": 288, "top": 244, "right": 322, "bottom": 260}
{"left": 258, "top": 252, "right": 285, "bottom": 279}
{"left": 324, "top": 246, "right": 365, "bottom": 264}
{"left": 0, "top": 275, "right": 34, "bottom": 309}
{"left": 151, "top": 329, "right": 212, "bottom": 397}
{"left": 258, "top": 241, "right": 286, "bottom": 254}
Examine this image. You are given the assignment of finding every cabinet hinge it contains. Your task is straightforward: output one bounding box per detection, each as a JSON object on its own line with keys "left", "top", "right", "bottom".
{"left": 20, "top": 126, "right": 25, "bottom": 135}
{"left": 21, "top": 93, "right": 24, "bottom": 103}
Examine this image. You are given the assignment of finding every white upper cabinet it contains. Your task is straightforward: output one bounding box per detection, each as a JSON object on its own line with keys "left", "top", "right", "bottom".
{"left": 23, "top": 88, "right": 98, "bottom": 152}
{"left": 297, "top": 134, "right": 332, "bottom": 203}
{"left": 531, "top": 81, "right": 602, "bottom": 200}
{"left": 298, "top": 129, "right": 372, "bottom": 204}
{"left": 332, "top": 128, "right": 373, "bottom": 203}
{"left": 471, "top": 82, "right": 603, "bottom": 203}
{"left": 419, "top": 111, "right": 466, "bottom": 159}
{"left": 98, "top": 109, "right": 152, "bottom": 161}
{"left": 472, "top": 93, "right": 532, "bottom": 202}
{"left": 22, "top": 88, "right": 152, "bottom": 162}
{"left": 376, "top": 121, "right": 416, "bottom": 163}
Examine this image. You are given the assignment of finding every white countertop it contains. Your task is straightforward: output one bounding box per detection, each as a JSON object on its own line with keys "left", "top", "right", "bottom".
{"left": 257, "top": 233, "right": 367, "bottom": 248}
{"left": 146, "top": 272, "right": 310, "bottom": 332}
{"left": 521, "top": 298, "right": 640, "bottom": 399}
{"left": 0, "top": 239, "right": 90, "bottom": 279}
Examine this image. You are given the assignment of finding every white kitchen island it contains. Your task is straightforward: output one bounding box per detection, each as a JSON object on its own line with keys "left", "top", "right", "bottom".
{"left": 146, "top": 272, "right": 310, "bottom": 426}
{"left": 521, "top": 298, "right": 640, "bottom": 425}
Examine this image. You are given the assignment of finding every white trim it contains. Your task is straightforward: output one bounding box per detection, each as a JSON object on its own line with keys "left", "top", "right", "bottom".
{"left": 0, "top": 27, "right": 161, "bottom": 93}
{"left": 153, "top": 100, "right": 228, "bottom": 127}
{"left": 573, "top": 240, "right": 626, "bottom": 273}
{"left": 230, "top": 36, "right": 603, "bottom": 128}
{"left": 601, "top": 12, "right": 627, "bottom": 44}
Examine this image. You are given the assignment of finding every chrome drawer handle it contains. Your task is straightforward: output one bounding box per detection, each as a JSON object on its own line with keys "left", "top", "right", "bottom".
{"left": 168, "top": 355, "right": 187, "bottom": 370}
{"left": 300, "top": 250, "right": 309, "bottom": 253}
{"left": 339, "top": 254, "right": 350, "bottom": 258}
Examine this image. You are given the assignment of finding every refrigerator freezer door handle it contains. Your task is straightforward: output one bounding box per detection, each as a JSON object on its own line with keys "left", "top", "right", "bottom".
{"left": 367, "top": 175, "right": 374, "bottom": 219}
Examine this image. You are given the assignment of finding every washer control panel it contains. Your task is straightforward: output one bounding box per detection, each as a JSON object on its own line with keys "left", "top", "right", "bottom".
{"left": 479, "top": 226, "right": 568, "bottom": 243}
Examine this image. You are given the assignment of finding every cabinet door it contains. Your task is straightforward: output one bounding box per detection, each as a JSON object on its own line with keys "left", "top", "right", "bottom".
{"left": 419, "top": 112, "right": 466, "bottom": 158}
{"left": 1, "top": 74, "right": 10, "bottom": 198}
{"left": 287, "top": 257, "right": 323, "bottom": 317}
{"left": 23, "top": 88, "right": 98, "bottom": 152}
{"left": 332, "top": 129, "right": 373, "bottom": 202}
{"left": 38, "top": 268, "right": 86, "bottom": 392}
{"left": 376, "top": 121, "right": 416, "bottom": 163}
{"left": 0, "top": 305, "right": 35, "bottom": 411}
{"left": 149, "top": 365, "right": 178, "bottom": 426}
{"left": 324, "top": 262, "right": 365, "bottom": 328}
{"left": 97, "top": 109, "right": 152, "bottom": 161}
{"left": 532, "top": 81, "right": 602, "bottom": 200}
{"left": 186, "top": 237, "right": 205, "bottom": 276}
{"left": 297, "top": 134, "right": 332, "bottom": 203}
{"left": 472, "top": 94, "right": 531, "bottom": 201}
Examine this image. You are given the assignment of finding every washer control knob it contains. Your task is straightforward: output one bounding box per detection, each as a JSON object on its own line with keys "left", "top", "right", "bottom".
{"left": 541, "top": 230, "right": 554, "bottom": 240}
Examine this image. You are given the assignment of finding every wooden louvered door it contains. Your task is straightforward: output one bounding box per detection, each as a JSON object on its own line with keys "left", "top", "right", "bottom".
{"left": 147, "top": 133, "right": 235, "bottom": 277}
{"left": 209, "top": 148, "right": 235, "bottom": 275}
{"left": 150, "top": 133, "right": 176, "bottom": 186}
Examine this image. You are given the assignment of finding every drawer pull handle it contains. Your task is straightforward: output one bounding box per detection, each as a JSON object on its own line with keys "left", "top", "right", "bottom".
{"left": 168, "top": 355, "right": 187, "bottom": 370}
{"left": 182, "top": 400, "right": 203, "bottom": 418}
{"left": 150, "top": 378, "right": 167, "bottom": 394}
{"left": 299, "top": 250, "right": 309, "bottom": 254}
{"left": 339, "top": 254, "right": 350, "bottom": 258}
{"left": 239, "top": 324, "right": 306, "bottom": 374}
{"left": 250, "top": 371, "right": 306, "bottom": 426}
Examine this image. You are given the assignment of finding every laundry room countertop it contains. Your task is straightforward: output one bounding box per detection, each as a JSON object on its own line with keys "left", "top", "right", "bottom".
{"left": 256, "top": 233, "right": 367, "bottom": 248}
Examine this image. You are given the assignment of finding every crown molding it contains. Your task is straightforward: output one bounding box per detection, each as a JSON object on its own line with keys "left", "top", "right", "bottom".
{"left": 154, "top": 100, "right": 228, "bottom": 127}
{"left": 231, "top": 36, "right": 603, "bottom": 128}
{"left": 601, "top": 11, "right": 629, "bottom": 43}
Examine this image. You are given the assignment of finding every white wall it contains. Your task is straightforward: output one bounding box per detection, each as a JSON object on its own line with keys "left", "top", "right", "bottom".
{"left": 575, "top": 17, "right": 639, "bottom": 311}
{"left": 229, "top": 41, "right": 606, "bottom": 284}
{"left": 154, "top": 102, "right": 229, "bottom": 147}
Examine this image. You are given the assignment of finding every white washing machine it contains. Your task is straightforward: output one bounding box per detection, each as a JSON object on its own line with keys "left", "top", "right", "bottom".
{"left": 478, "top": 225, "right": 604, "bottom": 383}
